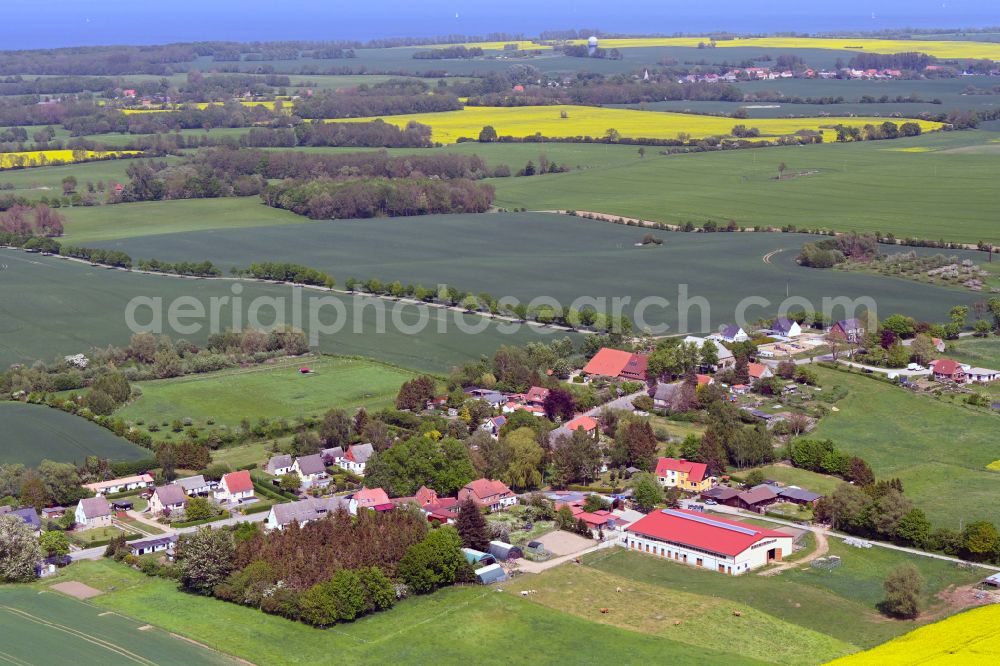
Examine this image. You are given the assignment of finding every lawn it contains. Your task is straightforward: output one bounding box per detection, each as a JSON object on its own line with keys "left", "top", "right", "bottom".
{"left": 490, "top": 128, "right": 1000, "bottom": 244}
{"left": 805, "top": 366, "right": 1000, "bottom": 527}
{"left": 0, "top": 586, "right": 237, "bottom": 665}
{"left": 945, "top": 336, "right": 1000, "bottom": 370}
{"left": 336, "top": 104, "right": 942, "bottom": 144}
{"left": 88, "top": 212, "right": 979, "bottom": 335}
{"left": 51, "top": 559, "right": 765, "bottom": 666}
{"left": 70, "top": 526, "right": 134, "bottom": 545}
{"left": 509, "top": 561, "right": 852, "bottom": 665}
{"left": 118, "top": 356, "right": 414, "bottom": 438}
{"left": 0, "top": 248, "right": 566, "bottom": 373}
{"left": 585, "top": 543, "right": 987, "bottom": 652}
{"left": 0, "top": 402, "right": 148, "bottom": 466}
{"left": 735, "top": 464, "right": 844, "bottom": 497}
{"left": 59, "top": 197, "right": 307, "bottom": 244}
{"left": 211, "top": 438, "right": 285, "bottom": 471}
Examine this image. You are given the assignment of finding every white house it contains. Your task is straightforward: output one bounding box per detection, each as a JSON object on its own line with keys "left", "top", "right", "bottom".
{"left": 215, "top": 471, "right": 254, "bottom": 503}
{"left": 622, "top": 508, "right": 793, "bottom": 575}
{"left": 292, "top": 453, "right": 328, "bottom": 489}
{"left": 684, "top": 336, "right": 735, "bottom": 371}
{"left": 173, "top": 475, "right": 211, "bottom": 496}
{"left": 82, "top": 474, "right": 154, "bottom": 496}
{"left": 75, "top": 496, "right": 112, "bottom": 528}
{"left": 265, "top": 454, "right": 294, "bottom": 476}
{"left": 713, "top": 325, "right": 749, "bottom": 343}
{"left": 338, "top": 444, "right": 374, "bottom": 476}
{"left": 772, "top": 317, "right": 802, "bottom": 338}
{"left": 964, "top": 366, "right": 1000, "bottom": 384}
{"left": 148, "top": 485, "right": 188, "bottom": 516}
{"left": 129, "top": 535, "right": 177, "bottom": 557}
{"left": 264, "top": 497, "right": 350, "bottom": 530}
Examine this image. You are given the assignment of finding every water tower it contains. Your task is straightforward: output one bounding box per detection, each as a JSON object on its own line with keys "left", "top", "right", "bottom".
{"left": 587, "top": 35, "right": 599, "bottom": 56}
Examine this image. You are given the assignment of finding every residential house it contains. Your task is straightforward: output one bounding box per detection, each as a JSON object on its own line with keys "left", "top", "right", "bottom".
{"left": 582, "top": 348, "right": 649, "bottom": 382}
{"left": 292, "top": 453, "right": 328, "bottom": 489}
{"left": 321, "top": 447, "right": 345, "bottom": 466}
{"left": 423, "top": 497, "right": 460, "bottom": 524}
{"left": 130, "top": 535, "right": 177, "bottom": 557}
{"left": 829, "top": 318, "right": 866, "bottom": 343}
{"left": 564, "top": 414, "right": 599, "bottom": 435}
{"left": 523, "top": 386, "right": 550, "bottom": 406}
{"left": 696, "top": 374, "right": 714, "bottom": 387}
{"left": 463, "top": 388, "right": 506, "bottom": 408}
{"left": 338, "top": 444, "right": 374, "bottom": 476}
{"left": 82, "top": 474, "right": 154, "bottom": 496}
{"left": 265, "top": 497, "right": 350, "bottom": 530}
{"left": 149, "top": 485, "right": 188, "bottom": 516}
{"left": 932, "top": 337, "right": 946, "bottom": 353}
{"left": 174, "top": 475, "right": 211, "bottom": 496}
{"left": 622, "top": 508, "right": 794, "bottom": 575}
{"left": 772, "top": 317, "right": 802, "bottom": 338}
{"left": 653, "top": 382, "right": 681, "bottom": 410}
{"left": 748, "top": 363, "right": 773, "bottom": 383}
{"left": 75, "top": 496, "right": 112, "bottom": 528}
{"left": 216, "top": 471, "right": 254, "bottom": 503}
{"left": 2, "top": 507, "right": 41, "bottom": 534}
{"left": 265, "top": 454, "right": 294, "bottom": 476}
{"left": 392, "top": 486, "right": 440, "bottom": 509}
{"left": 929, "top": 358, "right": 967, "bottom": 383}
{"left": 682, "top": 336, "right": 735, "bottom": 371}
{"left": 655, "top": 458, "right": 713, "bottom": 493}
{"left": 502, "top": 401, "right": 546, "bottom": 416}
{"left": 481, "top": 415, "right": 507, "bottom": 436}
{"left": 459, "top": 478, "right": 517, "bottom": 511}
{"left": 965, "top": 366, "right": 1000, "bottom": 384}
{"left": 735, "top": 484, "right": 779, "bottom": 513}
{"left": 349, "top": 487, "right": 392, "bottom": 514}
{"left": 714, "top": 325, "right": 749, "bottom": 343}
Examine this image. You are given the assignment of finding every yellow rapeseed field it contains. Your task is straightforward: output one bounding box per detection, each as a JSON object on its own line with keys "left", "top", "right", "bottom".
{"left": 332, "top": 105, "right": 942, "bottom": 143}
{"left": 0, "top": 150, "right": 140, "bottom": 169}
{"left": 429, "top": 36, "right": 1000, "bottom": 60}
{"left": 826, "top": 604, "right": 1000, "bottom": 665}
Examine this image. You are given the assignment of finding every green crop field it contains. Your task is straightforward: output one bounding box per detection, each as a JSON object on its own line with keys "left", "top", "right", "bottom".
{"left": 945, "top": 337, "right": 1000, "bottom": 370}
{"left": 59, "top": 197, "right": 309, "bottom": 244}
{"left": 92, "top": 212, "right": 980, "bottom": 333}
{"left": 0, "top": 402, "right": 147, "bottom": 466}
{"left": 0, "top": 586, "right": 237, "bottom": 665}
{"left": 54, "top": 559, "right": 763, "bottom": 666}
{"left": 585, "top": 541, "right": 988, "bottom": 653}
{"left": 489, "top": 129, "right": 1000, "bottom": 244}
{"left": 117, "top": 356, "right": 415, "bottom": 437}
{"left": 0, "top": 248, "right": 570, "bottom": 373}
{"left": 805, "top": 365, "right": 1000, "bottom": 527}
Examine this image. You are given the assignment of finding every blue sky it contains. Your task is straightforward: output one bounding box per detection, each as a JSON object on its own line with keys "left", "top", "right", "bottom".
{"left": 6, "top": 1, "right": 999, "bottom": 49}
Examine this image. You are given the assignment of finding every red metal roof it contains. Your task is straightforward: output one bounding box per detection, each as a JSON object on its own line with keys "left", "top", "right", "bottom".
{"left": 222, "top": 471, "right": 253, "bottom": 493}
{"left": 655, "top": 457, "right": 708, "bottom": 483}
{"left": 625, "top": 508, "right": 789, "bottom": 557}
{"left": 583, "top": 348, "right": 634, "bottom": 377}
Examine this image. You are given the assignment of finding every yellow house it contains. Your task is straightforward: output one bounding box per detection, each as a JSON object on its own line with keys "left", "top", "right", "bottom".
{"left": 655, "top": 458, "right": 713, "bottom": 493}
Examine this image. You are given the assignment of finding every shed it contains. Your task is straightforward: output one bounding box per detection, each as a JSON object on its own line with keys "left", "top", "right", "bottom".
{"left": 525, "top": 540, "right": 545, "bottom": 554}
{"left": 487, "top": 540, "right": 523, "bottom": 561}
{"left": 462, "top": 548, "right": 497, "bottom": 565}
{"left": 475, "top": 563, "right": 508, "bottom": 584}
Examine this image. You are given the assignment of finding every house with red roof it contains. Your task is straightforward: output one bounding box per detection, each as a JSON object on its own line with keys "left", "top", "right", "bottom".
{"left": 583, "top": 348, "right": 649, "bottom": 382}
{"left": 216, "top": 471, "right": 254, "bottom": 503}
{"left": 350, "top": 487, "right": 392, "bottom": 514}
{"left": 459, "top": 478, "right": 517, "bottom": 511}
{"left": 622, "top": 508, "right": 793, "bottom": 575}
{"left": 423, "top": 497, "right": 460, "bottom": 524}
{"left": 524, "top": 386, "right": 550, "bottom": 405}
{"left": 564, "top": 414, "right": 598, "bottom": 434}
{"left": 655, "top": 457, "right": 713, "bottom": 493}
{"left": 747, "top": 363, "right": 773, "bottom": 383}
{"left": 929, "top": 358, "right": 966, "bottom": 383}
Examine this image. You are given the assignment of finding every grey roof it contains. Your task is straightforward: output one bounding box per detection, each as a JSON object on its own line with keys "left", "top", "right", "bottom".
{"left": 702, "top": 486, "right": 739, "bottom": 501}
{"left": 738, "top": 485, "right": 779, "bottom": 505}
{"left": 475, "top": 563, "right": 508, "bottom": 584}
{"left": 321, "top": 447, "right": 345, "bottom": 463}
{"left": 79, "top": 496, "right": 111, "bottom": 519}
{"left": 153, "top": 484, "right": 187, "bottom": 507}
{"left": 773, "top": 317, "right": 795, "bottom": 334}
{"left": 12, "top": 507, "right": 40, "bottom": 529}
{"left": 712, "top": 339, "right": 734, "bottom": 359}
{"left": 654, "top": 382, "right": 681, "bottom": 402}
{"left": 266, "top": 454, "right": 293, "bottom": 474}
{"left": 295, "top": 453, "right": 327, "bottom": 476}
{"left": 270, "top": 497, "right": 349, "bottom": 527}
{"left": 174, "top": 475, "right": 208, "bottom": 493}
{"left": 721, "top": 324, "right": 742, "bottom": 338}
{"left": 836, "top": 318, "right": 862, "bottom": 330}
{"left": 347, "top": 444, "right": 374, "bottom": 464}
{"left": 778, "top": 487, "right": 822, "bottom": 502}
{"left": 130, "top": 534, "right": 177, "bottom": 552}
{"left": 488, "top": 540, "right": 523, "bottom": 560}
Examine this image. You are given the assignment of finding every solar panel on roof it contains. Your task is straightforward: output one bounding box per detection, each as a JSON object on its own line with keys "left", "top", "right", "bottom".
{"left": 661, "top": 509, "right": 759, "bottom": 536}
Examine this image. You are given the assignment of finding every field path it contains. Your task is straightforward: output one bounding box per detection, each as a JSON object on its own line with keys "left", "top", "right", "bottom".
{"left": 758, "top": 529, "right": 829, "bottom": 576}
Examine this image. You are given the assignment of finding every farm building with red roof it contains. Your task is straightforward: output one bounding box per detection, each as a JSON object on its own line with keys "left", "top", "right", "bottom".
{"left": 623, "top": 508, "right": 793, "bottom": 575}
{"left": 583, "top": 348, "right": 649, "bottom": 382}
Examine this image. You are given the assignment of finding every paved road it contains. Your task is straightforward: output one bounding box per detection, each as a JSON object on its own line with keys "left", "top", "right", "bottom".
{"left": 584, "top": 390, "right": 647, "bottom": 416}
{"left": 70, "top": 512, "right": 268, "bottom": 562}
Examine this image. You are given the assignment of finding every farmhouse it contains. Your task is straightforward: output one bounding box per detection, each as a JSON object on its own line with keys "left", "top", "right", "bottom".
{"left": 459, "top": 478, "right": 517, "bottom": 511}
{"left": 338, "top": 444, "right": 374, "bottom": 475}
{"left": 583, "top": 347, "right": 649, "bottom": 381}
{"left": 622, "top": 508, "right": 793, "bottom": 575}
{"left": 292, "top": 453, "right": 328, "bottom": 488}
{"left": 265, "top": 454, "right": 294, "bottom": 476}
{"left": 655, "top": 457, "right": 713, "bottom": 493}
{"left": 929, "top": 358, "right": 967, "bottom": 383}
{"left": 174, "top": 475, "right": 211, "bottom": 496}
{"left": 265, "top": 497, "right": 350, "bottom": 530}
{"left": 216, "top": 471, "right": 254, "bottom": 503}
{"left": 148, "top": 485, "right": 187, "bottom": 515}
{"left": 82, "top": 473, "right": 154, "bottom": 496}
{"left": 828, "top": 318, "right": 866, "bottom": 343}
{"left": 74, "top": 496, "right": 112, "bottom": 528}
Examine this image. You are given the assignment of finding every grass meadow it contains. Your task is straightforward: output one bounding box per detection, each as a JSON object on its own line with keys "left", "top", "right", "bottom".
{"left": 118, "top": 356, "right": 414, "bottom": 438}
{"left": 46, "top": 559, "right": 764, "bottom": 666}
{"left": 0, "top": 248, "right": 566, "bottom": 372}
{"left": 92, "top": 212, "right": 980, "bottom": 333}
{"left": 0, "top": 402, "right": 147, "bottom": 466}
{"left": 335, "top": 105, "right": 943, "bottom": 143}
{"left": 805, "top": 365, "right": 1000, "bottom": 527}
